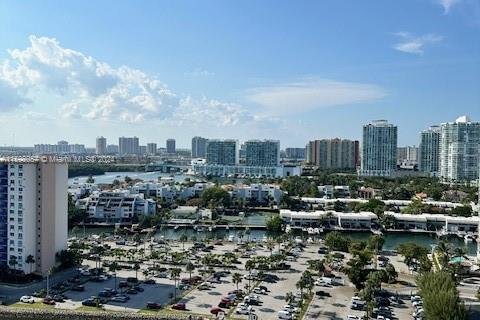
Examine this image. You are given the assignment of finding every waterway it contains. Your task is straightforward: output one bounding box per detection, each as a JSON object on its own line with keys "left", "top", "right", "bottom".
{"left": 69, "top": 226, "right": 478, "bottom": 255}
{"left": 69, "top": 171, "right": 189, "bottom": 185}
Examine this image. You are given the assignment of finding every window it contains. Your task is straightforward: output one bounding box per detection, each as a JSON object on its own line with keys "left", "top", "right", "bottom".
{"left": 18, "top": 241, "right": 22, "bottom": 247}
{"left": 18, "top": 233, "right": 22, "bottom": 239}
{"left": 9, "top": 225, "right": 14, "bottom": 230}
{"left": 9, "top": 217, "right": 14, "bottom": 222}
{"left": 18, "top": 188, "right": 22, "bottom": 192}
{"left": 18, "top": 218, "right": 22, "bottom": 224}
{"left": 18, "top": 226, "right": 22, "bottom": 231}
{"left": 9, "top": 240, "right": 14, "bottom": 245}
{"left": 18, "top": 248, "right": 22, "bottom": 253}
{"left": 9, "top": 247, "right": 14, "bottom": 251}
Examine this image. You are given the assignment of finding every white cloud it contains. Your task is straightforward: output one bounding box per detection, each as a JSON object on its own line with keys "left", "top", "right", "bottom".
{"left": 392, "top": 32, "right": 443, "bottom": 55}
{"left": 0, "top": 35, "right": 249, "bottom": 127}
{"left": 246, "top": 79, "right": 386, "bottom": 115}
{"left": 437, "top": 0, "right": 462, "bottom": 14}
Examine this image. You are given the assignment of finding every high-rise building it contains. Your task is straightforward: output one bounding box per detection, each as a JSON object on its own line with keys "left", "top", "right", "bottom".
{"left": 166, "top": 139, "right": 176, "bottom": 154}
{"left": 191, "top": 136, "right": 208, "bottom": 158}
{"left": 147, "top": 143, "right": 157, "bottom": 155}
{"left": 285, "top": 147, "right": 306, "bottom": 160}
{"left": 419, "top": 126, "right": 441, "bottom": 176}
{"left": 206, "top": 139, "right": 238, "bottom": 165}
{"left": 118, "top": 137, "right": 139, "bottom": 155}
{"left": 96, "top": 137, "right": 107, "bottom": 155}
{"left": 57, "top": 141, "right": 69, "bottom": 153}
{"left": 0, "top": 162, "right": 67, "bottom": 275}
{"left": 439, "top": 116, "right": 480, "bottom": 182}
{"left": 106, "top": 144, "right": 119, "bottom": 154}
{"left": 245, "top": 140, "right": 280, "bottom": 167}
{"left": 397, "top": 146, "right": 419, "bottom": 165}
{"left": 306, "top": 138, "right": 359, "bottom": 169}
{"left": 360, "top": 120, "right": 398, "bottom": 177}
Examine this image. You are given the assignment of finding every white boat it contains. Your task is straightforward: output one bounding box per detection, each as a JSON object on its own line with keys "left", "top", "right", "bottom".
{"left": 196, "top": 227, "right": 204, "bottom": 232}
{"left": 228, "top": 235, "right": 235, "bottom": 242}
{"left": 173, "top": 226, "right": 179, "bottom": 231}
{"left": 208, "top": 226, "right": 213, "bottom": 232}
{"left": 464, "top": 233, "right": 475, "bottom": 243}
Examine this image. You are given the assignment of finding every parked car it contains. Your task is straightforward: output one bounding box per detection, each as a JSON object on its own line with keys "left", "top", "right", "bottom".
{"left": 210, "top": 307, "right": 225, "bottom": 315}
{"left": 19, "top": 296, "right": 35, "bottom": 304}
{"left": 144, "top": 279, "right": 156, "bottom": 284}
{"left": 146, "top": 302, "right": 162, "bottom": 309}
{"left": 316, "top": 290, "right": 331, "bottom": 297}
{"left": 172, "top": 302, "right": 186, "bottom": 310}
{"left": 43, "top": 297, "right": 55, "bottom": 305}
{"left": 111, "top": 295, "right": 129, "bottom": 303}
{"left": 81, "top": 299, "right": 99, "bottom": 307}
{"left": 71, "top": 285, "right": 85, "bottom": 292}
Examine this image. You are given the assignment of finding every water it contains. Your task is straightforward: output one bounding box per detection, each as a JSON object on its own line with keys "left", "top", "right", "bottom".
{"left": 69, "top": 171, "right": 189, "bottom": 185}
{"left": 69, "top": 225, "right": 478, "bottom": 255}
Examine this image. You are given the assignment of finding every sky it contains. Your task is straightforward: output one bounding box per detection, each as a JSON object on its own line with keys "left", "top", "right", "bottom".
{"left": 0, "top": 0, "right": 479, "bottom": 149}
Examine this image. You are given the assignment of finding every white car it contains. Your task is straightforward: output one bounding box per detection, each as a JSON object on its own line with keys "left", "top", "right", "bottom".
{"left": 20, "top": 296, "right": 35, "bottom": 304}
{"left": 283, "top": 304, "right": 299, "bottom": 314}
{"left": 253, "top": 287, "right": 266, "bottom": 295}
{"left": 411, "top": 295, "right": 422, "bottom": 302}
{"left": 236, "top": 304, "right": 253, "bottom": 314}
{"left": 412, "top": 300, "right": 423, "bottom": 307}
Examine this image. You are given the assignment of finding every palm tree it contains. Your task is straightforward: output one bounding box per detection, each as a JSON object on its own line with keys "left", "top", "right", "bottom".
{"left": 285, "top": 292, "right": 295, "bottom": 306}
{"left": 266, "top": 239, "right": 275, "bottom": 256}
{"left": 133, "top": 262, "right": 140, "bottom": 280}
{"left": 26, "top": 255, "right": 35, "bottom": 274}
{"left": 245, "top": 259, "right": 255, "bottom": 290}
{"left": 9, "top": 256, "right": 18, "bottom": 272}
{"left": 232, "top": 272, "right": 242, "bottom": 291}
{"left": 109, "top": 261, "right": 119, "bottom": 290}
{"left": 170, "top": 267, "right": 181, "bottom": 300}
{"left": 186, "top": 262, "right": 195, "bottom": 283}
{"left": 435, "top": 240, "right": 453, "bottom": 269}
{"left": 179, "top": 233, "right": 188, "bottom": 251}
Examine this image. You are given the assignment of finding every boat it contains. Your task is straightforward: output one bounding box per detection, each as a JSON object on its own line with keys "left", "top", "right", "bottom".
{"left": 228, "top": 235, "right": 235, "bottom": 242}
{"left": 173, "top": 226, "right": 179, "bottom": 231}
{"left": 226, "top": 226, "right": 230, "bottom": 231}
{"left": 208, "top": 226, "right": 213, "bottom": 232}
{"left": 196, "top": 227, "right": 204, "bottom": 232}
{"left": 464, "top": 233, "right": 475, "bottom": 243}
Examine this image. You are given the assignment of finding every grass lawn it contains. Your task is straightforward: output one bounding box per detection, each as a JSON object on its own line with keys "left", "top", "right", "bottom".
{"left": 9, "top": 301, "right": 55, "bottom": 310}
{"left": 75, "top": 305, "right": 108, "bottom": 312}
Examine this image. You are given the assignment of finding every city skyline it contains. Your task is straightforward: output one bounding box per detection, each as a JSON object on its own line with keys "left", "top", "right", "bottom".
{"left": 0, "top": 1, "right": 479, "bottom": 147}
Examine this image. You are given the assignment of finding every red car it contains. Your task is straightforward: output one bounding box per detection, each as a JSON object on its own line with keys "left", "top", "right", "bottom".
{"left": 43, "top": 298, "right": 55, "bottom": 305}
{"left": 210, "top": 307, "right": 225, "bottom": 315}
{"left": 172, "top": 302, "right": 186, "bottom": 310}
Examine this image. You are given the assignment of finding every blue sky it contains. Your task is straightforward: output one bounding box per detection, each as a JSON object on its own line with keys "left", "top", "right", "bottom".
{"left": 0, "top": 0, "right": 479, "bottom": 148}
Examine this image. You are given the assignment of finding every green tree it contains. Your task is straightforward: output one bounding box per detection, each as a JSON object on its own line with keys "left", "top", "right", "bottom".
{"left": 417, "top": 272, "right": 467, "bottom": 320}
{"left": 232, "top": 272, "right": 242, "bottom": 291}
{"left": 170, "top": 267, "right": 182, "bottom": 300}
{"left": 26, "top": 255, "right": 35, "bottom": 274}
{"left": 325, "top": 231, "right": 351, "bottom": 252}
{"left": 185, "top": 262, "right": 195, "bottom": 284}
{"left": 266, "top": 215, "right": 283, "bottom": 233}
{"left": 384, "top": 263, "right": 398, "bottom": 283}
{"left": 201, "top": 186, "right": 231, "bottom": 208}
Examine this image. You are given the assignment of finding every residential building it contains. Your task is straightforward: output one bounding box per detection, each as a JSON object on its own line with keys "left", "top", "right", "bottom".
{"left": 285, "top": 147, "right": 306, "bottom": 160}
{"left": 96, "top": 137, "right": 107, "bottom": 155}
{"left": 166, "top": 139, "right": 176, "bottom": 154}
{"left": 419, "top": 126, "right": 441, "bottom": 176}
{"left": 79, "top": 190, "right": 155, "bottom": 224}
{"left": 0, "top": 161, "right": 67, "bottom": 275}
{"left": 231, "top": 184, "right": 284, "bottom": 204}
{"left": 106, "top": 144, "right": 119, "bottom": 154}
{"left": 191, "top": 136, "right": 208, "bottom": 158}
{"left": 397, "top": 145, "right": 418, "bottom": 165}
{"left": 439, "top": 116, "right": 480, "bottom": 182}
{"left": 147, "top": 143, "right": 157, "bottom": 155}
{"left": 118, "top": 137, "right": 139, "bottom": 155}
{"left": 306, "top": 138, "right": 359, "bottom": 169}
{"left": 192, "top": 163, "right": 301, "bottom": 178}
{"left": 206, "top": 139, "right": 238, "bottom": 165}
{"left": 359, "top": 120, "right": 397, "bottom": 177}
{"left": 33, "top": 141, "right": 86, "bottom": 154}
{"left": 245, "top": 140, "right": 280, "bottom": 167}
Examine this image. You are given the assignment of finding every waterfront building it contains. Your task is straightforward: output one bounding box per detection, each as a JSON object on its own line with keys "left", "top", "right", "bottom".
{"left": 78, "top": 190, "right": 155, "bottom": 224}
{"left": 166, "top": 139, "right": 176, "bottom": 154}
{"left": 231, "top": 184, "right": 284, "bottom": 205}
{"left": 191, "top": 136, "right": 208, "bottom": 158}
{"left": 245, "top": 140, "right": 280, "bottom": 167}
{"left": 206, "top": 139, "right": 238, "bottom": 165}
{"left": 439, "top": 116, "right": 480, "bottom": 182}
{"left": 96, "top": 137, "right": 107, "bottom": 155}
{"left": 419, "top": 125, "right": 441, "bottom": 176}
{"left": 306, "top": 138, "right": 359, "bottom": 169}
{"left": 192, "top": 163, "right": 301, "bottom": 178}
{"left": 359, "top": 120, "right": 397, "bottom": 177}
{"left": 397, "top": 145, "right": 418, "bottom": 165}
{"left": 118, "top": 137, "right": 139, "bottom": 155}
{"left": 34, "top": 141, "right": 86, "bottom": 154}
{"left": 280, "top": 209, "right": 378, "bottom": 230}
{"left": 147, "top": 143, "right": 157, "bottom": 155}
{"left": 0, "top": 161, "right": 67, "bottom": 275}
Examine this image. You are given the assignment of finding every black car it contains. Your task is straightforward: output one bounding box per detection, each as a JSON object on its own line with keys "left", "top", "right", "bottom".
{"left": 82, "top": 299, "right": 98, "bottom": 307}
{"left": 126, "top": 288, "right": 138, "bottom": 294}
{"left": 119, "top": 281, "right": 129, "bottom": 288}
{"left": 146, "top": 302, "right": 162, "bottom": 309}
{"left": 317, "top": 247, "right": 328, "bottom": 254}
{"left": 134, "top": 285, "right": 144, "bottom": 292}
{"left": 316, "top": 290, "right": 331, "bottom": 297}
{"left": 144, "top": 279, "right": 156, "bottom": 284}
{"left": 71, "top": 285, "right": 85, "bottom": 292}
